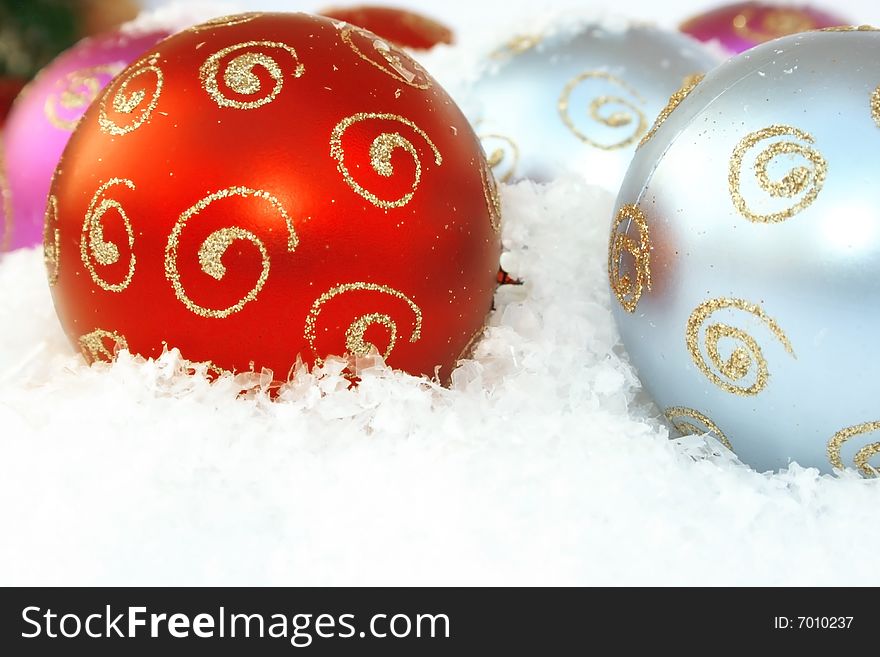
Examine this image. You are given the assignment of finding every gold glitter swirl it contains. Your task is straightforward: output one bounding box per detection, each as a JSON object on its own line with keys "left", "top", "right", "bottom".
{"left": 686, "top": 298, "right": 795, "bottom": 396}
{"left": 558, "top": 71, "right": 648, "bottom": 151}
{"left": 608, "top": 204, "right": 651, "bottom": 313}
{"left": 729, "top": 125, "right": 827, "bottom": 224}
{"left": 43, "top": 195, "right": 60, "bottom": 286}
{"left": 44, "top": 64, "right": 124, "bottom": 131}
{"left": 639, "top": 74, "right": 704, "bottom": 148}
{"left": 80, "top": 178, "right": 137, "bottom": 293}
{"left": 828, "top": 421, "right": 880, "bottom": 477}
{"left": 188, "top": 12, "right": 263, "bottom": 31}
{"left": 200, "top": 41, "right": 305, "bottom": 110}
{"left": 664, "top": 407, "right": 733, "bottom": 452}
{"left": 872, "top": 86, "right": 880, "bottom": 128}
{"left": 165, "top": 187, "right": 298, "bottom": 319}
{"left": 98, "top": 54, "right": 163, "bottom": 136}
{"left": 732, "top": 7, "right": 816, "bottom": 42}
{"left": 78, "top": 329, "right": 129, "bottom": 364}
{"left": 345, "top": 313, "right": 397, "bottom": 358}
{"left": 820, "top": 25, "right": 879, "bottom": 32}
{"left": 304, "top": 282, "right": 422, "bottom": 366}
{"left": 479, "top": 133, "right": 519, "bottom": 183}
{"left": 479, "top": 157, "right": 502, "bottom": 233}
{"left": 339, "top": 26, "right": 431, "bottom": 89}
{"left": 455, "top": 327, "right": 485, "bottom": 363}
{"left": 330, "top": 112, "right": 442, "bottom": 209}
{"left": 0, "top": 151, "right": 11, "bottom": 252}
{"left": 490, "top": 34, "right": 542, "bottom": 60}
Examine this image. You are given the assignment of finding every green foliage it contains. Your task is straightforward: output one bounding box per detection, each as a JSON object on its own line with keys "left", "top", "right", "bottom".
{"left": 0, "top": 0, "right": 80, "bottom": 78}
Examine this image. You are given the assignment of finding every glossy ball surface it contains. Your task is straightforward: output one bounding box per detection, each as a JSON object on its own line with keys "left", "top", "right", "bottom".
{"left": 2, "top": 28, "right": 169, "bottom": 251}
{"left": 470, "top": 21, "right": 720, "bottom": 194}
{"left": 609, "top": 28, "right": 880, "bottom": 475}
{"left": 47, "top": 12, "right": 500, "bottom": 383}
{"left": 680, "top": 2, "right": 848, "bottom": 54}
{"left": 319, "top": 5, "right": 453, "bottom": 50}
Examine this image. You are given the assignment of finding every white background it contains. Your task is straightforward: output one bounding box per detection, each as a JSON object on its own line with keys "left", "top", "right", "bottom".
{"left": 3, "top": 0, "right": 880, "bottom": 586}
{"left": 146, "top": 0, "right": 880, "bottom": 33}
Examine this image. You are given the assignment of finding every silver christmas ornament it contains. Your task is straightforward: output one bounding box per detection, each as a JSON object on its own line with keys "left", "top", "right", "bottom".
{"left": 609, "top": 26, "right": 880, "bottom": 475}
{"left": 470, "top": 21, "right": 721, "bottom": 193}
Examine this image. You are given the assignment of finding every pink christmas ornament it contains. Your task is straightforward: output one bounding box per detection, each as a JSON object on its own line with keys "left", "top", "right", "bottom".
{"left": 680, "top": 2, "right": 848, "bottom": 54}
{"left": 2, "top": 28, "right": 169, "bottom": 252}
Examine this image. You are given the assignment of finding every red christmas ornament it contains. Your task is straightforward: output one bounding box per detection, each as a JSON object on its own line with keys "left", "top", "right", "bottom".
{"left": 320, "top": 5, "right": 453, "bottom": 50}
{"left": 47, "top": 12, "right": 500, "bottom": 383}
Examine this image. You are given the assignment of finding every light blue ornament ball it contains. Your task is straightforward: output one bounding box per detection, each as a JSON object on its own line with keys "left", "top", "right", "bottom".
{"left": 470, "top": 20, "right": 721, "bottom": 194}
{"left": 609, "top": 27, "right": 880, "bottom": 475}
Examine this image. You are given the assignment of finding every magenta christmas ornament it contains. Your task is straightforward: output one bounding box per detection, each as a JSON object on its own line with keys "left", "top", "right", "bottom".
{"left": 2, "top": 28, "right": 169, "bottom": 252}
{"left": 680, "top": 2, "right": 848, "bottom": 54}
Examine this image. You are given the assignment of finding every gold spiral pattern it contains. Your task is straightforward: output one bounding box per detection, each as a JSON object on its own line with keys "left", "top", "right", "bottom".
{"left": 189, "top": 13, "right": 263, "bottom": 32}
{"left": 872, "top": 85, "right": 880, "bottom": 128}
{"left": 558, "top": 71, "right": 648, "bottom": 151}
{"left": 820, "top": 25, "right": 880, "bottom": 32}
{"left": 479, "top": 133, "right": 519, "bottom": 183}
{"left": 98, "top": 54, "right": 163, "bottom": 136}
{"left": 200, "top": 41, "right": 305, "bottom": 110}
{"left": 639, "top": 73, "right": 704, "bottom": 149}
{"left": 608, "top": 204, "right": 651, "bottom": 313}
{"left": 0, "top": 151, "right": 11, "bottom": 252}
{"left": 686, "top": 298, "right": 795, "bottom": 396}
{"left": 827, "top": 421, "right": 880, "bottom": 477}
{"left": 43, "top": 195, "right": 60, "bottom": 286}
{"left": 490, "top": 34, "right": 542, "bottom": 61}
{"left": 664, "top": 407, "right": 733, "bottom": 452}
{"left": 304, "top": 282, "right": 423, "bottom": 366}
{"left": 345, "top": 313, "right": 397, "bottom": 358}
{"left": 480, "top": 157, "right": 502, "bottom": 234}
{"left": 455, "top": 327, "right": 485, "bottom": 363}
{"left": 80, "top": 178, "right": 137, "bottom": 292}
{"left": 165, "top": 187, "right": 299, "bottom": 319}
{"left": 79, "top": 328, "right": 129, "bottom": 364}
{"left": 330, "top": 113, "right": 442, "bottom": 209}
{"left": 729, "top": 125, "right": 827, "bottom": 224}
{"left": 340, "top": 26, "right": 431, "bottom": 89}
{"left": 45, "top": 64, "right": 124, "bottom": 131}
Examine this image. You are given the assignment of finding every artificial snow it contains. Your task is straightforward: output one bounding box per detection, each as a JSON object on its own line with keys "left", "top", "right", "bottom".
{"left": 2, "top": 177, "right": 879, "bottom": 586}
{"left": 2, "top": 0, "right": 880, "bottom": 586}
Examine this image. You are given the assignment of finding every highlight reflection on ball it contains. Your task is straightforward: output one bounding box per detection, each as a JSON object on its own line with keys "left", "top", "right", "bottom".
{"left": 609, "top": 28, "right": 880, "bottom": 475}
